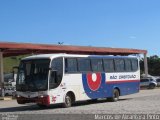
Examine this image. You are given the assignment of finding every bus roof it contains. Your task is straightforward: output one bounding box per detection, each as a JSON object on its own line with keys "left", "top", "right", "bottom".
{"left": 22, "top": 53, "right": 138, "bottom": 60}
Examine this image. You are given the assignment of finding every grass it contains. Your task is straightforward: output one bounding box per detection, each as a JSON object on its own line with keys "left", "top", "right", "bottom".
{"left": 3, "top": 55, "right": 29, "bottom": 73}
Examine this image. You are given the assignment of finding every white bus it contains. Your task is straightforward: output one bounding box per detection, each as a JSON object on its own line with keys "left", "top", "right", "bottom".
{"left": 16, "top": 54, "right": 140, "bottom": 107}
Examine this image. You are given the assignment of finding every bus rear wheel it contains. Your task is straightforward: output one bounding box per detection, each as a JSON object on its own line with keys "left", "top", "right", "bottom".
{"left": 107, "top": 89, "right": 119, "bottom": 102}
{"left": 62, "top": 94, "right": 72, "bottom": 108}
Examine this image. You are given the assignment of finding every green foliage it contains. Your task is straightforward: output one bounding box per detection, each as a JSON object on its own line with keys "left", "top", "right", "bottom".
{"left": 4, "top": 54, "right": 160, "bottom": 76}
{"left": 140, "top": 55, "right": 160, "bottom": 76}
{"left": 3, "top": 55, "right": 29, "bottom": 73}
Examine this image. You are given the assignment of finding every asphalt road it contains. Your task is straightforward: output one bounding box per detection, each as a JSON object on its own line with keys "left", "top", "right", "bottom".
{"left": 0, "top": 89, "right": 160, "bottom": 120}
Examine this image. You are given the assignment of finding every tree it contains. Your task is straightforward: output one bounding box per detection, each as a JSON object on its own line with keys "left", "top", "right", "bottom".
{"left": 140, "top": 55, "right": 160, "bottom": 76}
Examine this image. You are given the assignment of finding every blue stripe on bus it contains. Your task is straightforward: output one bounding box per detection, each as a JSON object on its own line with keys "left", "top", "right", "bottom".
{"left": 82, "top": 73, "right": 140, "bottom": 99}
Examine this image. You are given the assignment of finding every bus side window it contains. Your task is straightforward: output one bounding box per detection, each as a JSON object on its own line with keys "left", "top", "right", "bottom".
{"left": 78, "top": 58, "right": 91, "bottom": 72}
{"left": 65, "top": 58, "right": 78, "bottom": 73}
{"left": 91, "top": 59, "right": 103, "bottom": 72}
{"left": 115, "top": 59, "right": 125, "bottom": 72}
{"left": 125, "top": 59, "right": 132, "bottom": 71}
{"left": 131, "top": 59, "right": 138, "bottom": 71}
{"left": 103, "top": 59, "right": 115, "bottom": 72}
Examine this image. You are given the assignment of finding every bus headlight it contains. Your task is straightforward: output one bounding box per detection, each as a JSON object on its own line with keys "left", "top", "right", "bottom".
{"left": 38, "top": 95, "right": 44, "bottom": 98}
{"left": 38, "top": 91, "right": 47, "bottom": 98}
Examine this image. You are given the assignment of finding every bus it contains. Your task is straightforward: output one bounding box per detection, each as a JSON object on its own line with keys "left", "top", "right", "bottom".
{"left": 16, "top": 54, "right": 140, "bottom": 107}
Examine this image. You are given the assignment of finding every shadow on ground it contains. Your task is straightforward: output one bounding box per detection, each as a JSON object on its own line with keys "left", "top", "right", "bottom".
{"left": 0, "top": 98, "right": 132, "bottom": 112}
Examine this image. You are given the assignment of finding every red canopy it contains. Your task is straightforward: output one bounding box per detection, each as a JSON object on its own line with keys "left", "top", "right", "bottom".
{"left": 0, "top": 42, "right": 147, "bottom": 57}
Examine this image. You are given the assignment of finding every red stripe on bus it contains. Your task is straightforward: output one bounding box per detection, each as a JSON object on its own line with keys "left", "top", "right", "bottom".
{"left": 106, "top": 80, "right": 140, "bottom": 84}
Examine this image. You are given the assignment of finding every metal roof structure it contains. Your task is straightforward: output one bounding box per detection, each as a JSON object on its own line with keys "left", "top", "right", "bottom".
{"left": 0, "top": 42, "right": 147, "bottom": 57}
{"left": 0, "top": 41, "right": 148, "bottom": 97}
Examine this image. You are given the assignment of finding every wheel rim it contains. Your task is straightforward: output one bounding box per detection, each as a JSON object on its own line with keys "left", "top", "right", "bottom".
{"left": 114, "top": 90, "right": 119, "bottom": 100}
{"left": 65, "top": 96, "right": 71, "bottom": 106}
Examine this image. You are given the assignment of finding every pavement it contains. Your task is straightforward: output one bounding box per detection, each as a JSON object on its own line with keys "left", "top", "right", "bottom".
{"left": 1, "top": 89, "right": 160, "bottom": 120}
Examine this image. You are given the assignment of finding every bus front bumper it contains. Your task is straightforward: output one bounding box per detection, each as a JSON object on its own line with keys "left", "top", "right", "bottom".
{"left": 16, "top": 95, "right": 50, "bottom": 106}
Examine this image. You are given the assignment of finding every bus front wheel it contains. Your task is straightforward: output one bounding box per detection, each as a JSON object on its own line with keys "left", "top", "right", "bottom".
{"left": 107, "top": 89, "right": 119, "bottom": 102}
{"left": 62, "top": 94, "right": 72, "bottom": 108}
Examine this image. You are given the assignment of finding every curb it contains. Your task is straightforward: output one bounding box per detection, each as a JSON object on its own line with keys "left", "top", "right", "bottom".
{"left": 0, "top": 97, "right": 13, "bottom": 100}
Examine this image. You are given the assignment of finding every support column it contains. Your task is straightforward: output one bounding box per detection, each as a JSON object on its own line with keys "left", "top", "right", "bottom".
{"left": 144, "top": 53, "right": 148, "bottom": 77}
{"left": 0, "top": 51, "right": 4, "bottom": 97}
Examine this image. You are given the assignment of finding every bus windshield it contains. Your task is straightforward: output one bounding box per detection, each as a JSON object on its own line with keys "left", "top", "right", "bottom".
{"left": 16, "top": 59, "right": 50, "bottom": 92}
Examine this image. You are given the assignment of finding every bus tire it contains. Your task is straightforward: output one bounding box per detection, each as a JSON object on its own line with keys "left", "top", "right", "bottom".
{"left": 62, "top": 93, "right": 72, "bottom": 108}
{"left": 107, "top": 89, "right": 119, "bottom": 102}
{"left": 17, "top": 100, "right": 25, "bottom": 104}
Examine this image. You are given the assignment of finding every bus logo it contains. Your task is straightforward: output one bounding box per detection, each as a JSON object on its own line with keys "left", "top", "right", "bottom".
{"left": 86, "top": 73, "right": 101, "bottom": 91}
{"left": 82, "top": 73, "right": 106, "bottom": 99}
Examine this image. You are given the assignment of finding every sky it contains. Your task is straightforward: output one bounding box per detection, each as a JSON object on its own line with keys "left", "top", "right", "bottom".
{"left": 0, "top": 0, "right": 160, "bottom": 56}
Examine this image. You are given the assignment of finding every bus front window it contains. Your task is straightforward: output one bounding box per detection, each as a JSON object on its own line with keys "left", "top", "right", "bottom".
{"left": 49, "top": 58, "right": 63, "bottom": 89}
{"left": 16, "top": 59, "right": 50, "bottom": 92}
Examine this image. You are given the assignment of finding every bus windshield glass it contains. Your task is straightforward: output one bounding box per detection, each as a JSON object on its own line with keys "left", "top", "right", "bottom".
{"left": 16, "top": 59, "right": 50, "bottom": 92}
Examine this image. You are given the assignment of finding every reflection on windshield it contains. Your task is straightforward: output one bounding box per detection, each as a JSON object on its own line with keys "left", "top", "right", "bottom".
{"left": 16, "top": 59, "right": 50, "bottom": 92}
